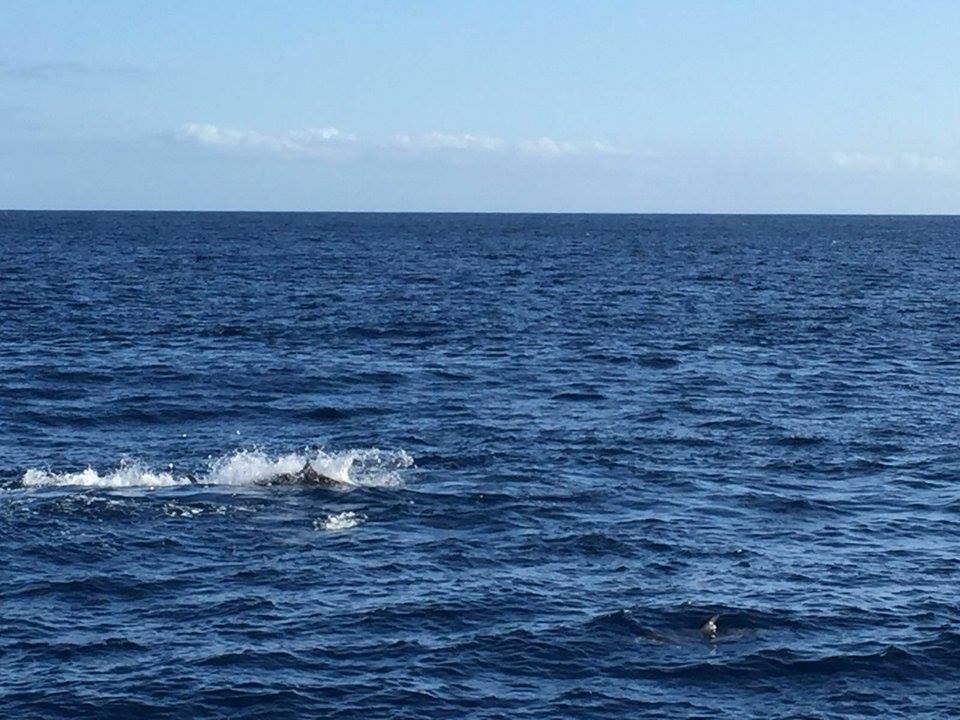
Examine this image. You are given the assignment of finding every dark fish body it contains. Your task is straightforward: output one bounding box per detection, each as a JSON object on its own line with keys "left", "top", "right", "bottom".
{"left": 258, "top": 463, "right": 342, "bottom": 487}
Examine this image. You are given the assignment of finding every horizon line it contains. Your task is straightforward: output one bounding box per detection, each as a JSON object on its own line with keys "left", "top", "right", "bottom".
{"left": 3, "top": 208, "right": 960, "bottom": 217}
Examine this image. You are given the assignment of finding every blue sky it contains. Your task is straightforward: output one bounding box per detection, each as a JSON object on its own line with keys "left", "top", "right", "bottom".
{"left": 2, "top": 1, "right": 959, "bottom": 212}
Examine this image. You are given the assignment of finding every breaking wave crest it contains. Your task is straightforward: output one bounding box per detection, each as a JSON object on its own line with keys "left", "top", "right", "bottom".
{"left": 17, "top": 448, "right": 414, "bottom": 489}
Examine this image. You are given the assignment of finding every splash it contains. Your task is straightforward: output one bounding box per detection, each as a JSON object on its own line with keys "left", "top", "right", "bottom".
{"left": 316, "top": 448, "right": 414, "bottom": 488}
{"left": 17, "top": 448, "right": 414, "bottom": 490}
{"left": 21, "top": 460, "right": 181, "bottom": 488}
{"left": 207, "top": 448, "right": 413, "bottom": 487}
{"left": 315, "top": 511, "right": 366, "bottom": 531}
{"left": 206, "top": 450, "right": 306, "bottom": 486}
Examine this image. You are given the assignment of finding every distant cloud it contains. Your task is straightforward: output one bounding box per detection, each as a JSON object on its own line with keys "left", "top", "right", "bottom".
{"left": 394, "top": 132, "right": 505, "bottom": 151}
{"left": 900, "top": 153, "right": 952, "bottom": 174}
{"left": 0, "top": 60, "right": 146, "bottom": 81}
{"left": 180, "top": 123, "right": 356, "bottom": 156}
{"left": 180, "top": 122, "right": 634, "bottom": 162}
{"left": 514, "top": 137, "right": 630, "bottom": 157}
{"left": 832, "top": 151, "right": 891, "bottom": 171}
{"left": 833, "top": 151, "right": 953, "bottom": 175}
{"left": 517, "top": 137, "right": 581, "bottom": 157}
{"left": 588, "top": 141, "right": 626, "bottom": 155}
{"left": 395, "top": 131, "right": 631, "bottom": 158}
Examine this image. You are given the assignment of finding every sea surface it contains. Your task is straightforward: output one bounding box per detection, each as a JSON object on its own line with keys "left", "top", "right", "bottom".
{"left": 2, "top": 212, "right": 959, "bottom": 719}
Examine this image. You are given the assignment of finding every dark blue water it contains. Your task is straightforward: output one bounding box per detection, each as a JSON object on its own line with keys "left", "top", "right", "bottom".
{"left": 2, "top": 212, "right": 959, "bottom": 718}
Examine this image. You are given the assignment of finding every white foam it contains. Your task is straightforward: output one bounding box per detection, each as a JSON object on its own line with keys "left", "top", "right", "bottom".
{"left": 162, "top": 501, "right": 204, "bottom": 517}
{"left": 311, "top": 447, "right": 414, "bottom": 487}
{"left": 21, "top": 461, "right": 182, "bottom": 488}
{"left": 206, "top": 450, "right": 305, "bottom": 486}
{"left": 18, "top": 447, "right": 414, "bottom": 490}
{"left": 315, "top": 511, "right": 365, "bottom": 531}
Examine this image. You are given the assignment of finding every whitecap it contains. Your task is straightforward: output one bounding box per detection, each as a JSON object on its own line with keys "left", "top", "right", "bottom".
{"left": 314, "top": 511, "right": 365, "bottom": 531}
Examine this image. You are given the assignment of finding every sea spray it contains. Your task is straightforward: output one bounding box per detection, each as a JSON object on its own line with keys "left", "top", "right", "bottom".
{"left": 16, "top": 448, "right": 414, "bottom": 489}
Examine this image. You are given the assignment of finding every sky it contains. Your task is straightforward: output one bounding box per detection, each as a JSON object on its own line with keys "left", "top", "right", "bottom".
{"left": 2, "top": 0, "right": 960, "bottom": 212}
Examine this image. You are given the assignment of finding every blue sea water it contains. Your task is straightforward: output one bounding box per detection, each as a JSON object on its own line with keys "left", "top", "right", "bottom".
{"left": 1, "top": 211, "right": 959, "bottom": 718}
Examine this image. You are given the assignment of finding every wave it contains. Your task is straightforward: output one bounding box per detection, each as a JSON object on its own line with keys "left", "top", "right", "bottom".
{"left": 16, "top": 447, "right": 414, "bottom": 490}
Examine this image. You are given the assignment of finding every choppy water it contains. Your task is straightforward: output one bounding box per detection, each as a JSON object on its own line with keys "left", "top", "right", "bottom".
{"left": 2, "top": 212, "right": 959, "bottom": 718}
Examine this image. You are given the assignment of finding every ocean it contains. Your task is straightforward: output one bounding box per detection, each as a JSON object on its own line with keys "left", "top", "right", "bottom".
{"left": 1, "top": 211, "right": 958, "bottom": 718}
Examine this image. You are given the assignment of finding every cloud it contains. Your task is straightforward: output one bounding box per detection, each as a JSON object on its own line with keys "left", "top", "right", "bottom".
{"left": 395, "top": 132, "right": 630, "bottom": 158}
{"left": 180, "top": 123, "right": 356, "bottom": 156}
{"left": 517, "top": 136, "right": 581, "bottom": 157}
{"left": 832, "top": 151, "right": 953, "bottom": 175}
{"left": 394, "top": 132, "right": 505, "bottom": 151}
{"left": 0, "top": 60, "right": 146, "bottom": 81}
{"left": 832, "top": 151, "right": 894, "bottom": 171}
{"left": 179, "top": 122, "right": 635, "bottom": 162}
{"left": 516, "top": 137, "right": 634, "bottom": 158}
{"left": 900, "top": 153, "right": 951, "bottom": 174}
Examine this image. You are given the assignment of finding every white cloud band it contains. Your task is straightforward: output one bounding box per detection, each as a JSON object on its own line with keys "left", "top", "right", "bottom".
{"left": 180, "top": 123, "right": 633, "bottom": 160}
{"left": 833, "top": 151, "right": 952, "bottom": 175}
{"left": 180, "top": 123, "right": 356, "bottom": 156}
